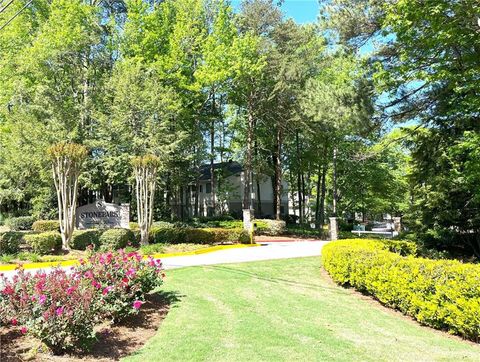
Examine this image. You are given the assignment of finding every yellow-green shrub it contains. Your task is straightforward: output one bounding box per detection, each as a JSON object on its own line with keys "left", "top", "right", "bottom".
{"left": 254, "top": 219, "right": 286, "bottom": 236}
{"left": 322, "top": 239, "right": 480, "bottom": 341}
{"left": 32, "top": 220, "right": 60, "bottom": 232}
{"left": 149, "top": 227, "right": 250, "bottom": 244}
{"left": 24, "top": 231, "right": 62, "bottom": 255}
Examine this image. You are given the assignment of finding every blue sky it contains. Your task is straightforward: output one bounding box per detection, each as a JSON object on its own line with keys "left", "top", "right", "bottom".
{"left": 231, "top": 1, "right": 319, "bottom": 24}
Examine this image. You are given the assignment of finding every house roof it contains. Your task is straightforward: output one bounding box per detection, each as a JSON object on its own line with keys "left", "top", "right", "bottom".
{"left": 198, "top": 161, "right": 243, "bottom": 181}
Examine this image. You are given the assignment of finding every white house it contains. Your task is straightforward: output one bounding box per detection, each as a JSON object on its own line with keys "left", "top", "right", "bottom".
{"left": 171, "top": 161, "right": 289, "bottom": 219}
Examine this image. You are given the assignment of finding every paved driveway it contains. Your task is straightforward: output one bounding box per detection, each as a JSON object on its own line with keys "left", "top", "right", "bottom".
{"left": 162, "top": 240, "right": 328, "bottom": 269}
{"left": 0, "top": 240, "right": 328, "bottom": 279}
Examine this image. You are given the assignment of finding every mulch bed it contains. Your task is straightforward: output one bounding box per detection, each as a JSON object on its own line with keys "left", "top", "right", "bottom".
{"left": 0, "top": 292, "right": 175, "bottom": 361}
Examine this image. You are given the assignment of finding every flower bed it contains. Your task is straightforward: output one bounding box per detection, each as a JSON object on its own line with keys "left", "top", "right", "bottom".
{"left": 0, "top": 250, "right": 164, "bottom": 354}
{"left": 322, "top": 239, "right": 480, "bottom": 341}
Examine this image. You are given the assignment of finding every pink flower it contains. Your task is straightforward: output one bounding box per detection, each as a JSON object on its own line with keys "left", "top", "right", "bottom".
{"left": 84, "top": 270, "right": 94, "bottom": 279}
{"left": 55, "top": 306, "right": 64, "bottom": 316}
{"left": 2, "top": 285, "right": 14, "bottom": 295}
{"left": 11, "top": 318, "right": 18, "bottom": 326}
{"left": 102, "top": 286, "right": 112, "bottom": 295}
{"left": 132, "top": 300, "right": 143, "bottom": 310}
{"left": 92, "top": 280, "right": 101, "bottom": 289}
{"left": 126, "top": 268, "right": 136, "bottom": 278}
{"left": 20, "top": 327, "right": 27, "bottom": 334}
{"left": 66, "top": 287, "right": 75, "bottom": 295}
{"left": 38, "top": 295, "right": 47, "bottom": 304}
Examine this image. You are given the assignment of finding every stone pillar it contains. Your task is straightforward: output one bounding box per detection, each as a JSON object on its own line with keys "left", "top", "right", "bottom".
{"left": 392, "top": 217, "right": 402, "bottom": 233}
{"left": 329, "top": 217, "right": 339, "bottom": 241}
{"left": 243, "top": 208, "right": 255, "bottom": 244}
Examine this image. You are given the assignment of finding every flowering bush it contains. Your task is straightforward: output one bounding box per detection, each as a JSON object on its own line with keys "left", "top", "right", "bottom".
{"left": 0, "top": 268, "right": 99, "bottom": 353}
{"left": 0, "top": 250, "right": 164, "bottom": 354}
{"left": 77, "top": 250, "right": 164, "bottom": 321}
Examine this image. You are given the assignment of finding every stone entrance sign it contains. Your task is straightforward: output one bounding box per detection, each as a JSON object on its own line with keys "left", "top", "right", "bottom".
{"left": 76, "top": 201, "right": 130, "bottom": 229}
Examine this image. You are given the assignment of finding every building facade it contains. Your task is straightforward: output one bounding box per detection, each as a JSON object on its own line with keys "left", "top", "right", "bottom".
{"left": 171, "top": 161, "right": 289, "bottom": 219}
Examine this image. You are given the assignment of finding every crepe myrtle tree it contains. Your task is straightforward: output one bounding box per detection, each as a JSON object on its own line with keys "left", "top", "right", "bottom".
{"left": 47, "top": 142, "right": 88, "bottom": 249}
{"left": 132, "top": 155, "right": 161, "bottom": 245}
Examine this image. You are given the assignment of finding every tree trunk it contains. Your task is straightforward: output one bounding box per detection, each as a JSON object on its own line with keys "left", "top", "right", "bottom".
{"left": 256, "top": 177, "right": 262, "bottom": 217}
{"left": 315, "top": 159, "right": 328, "bottom": 230}
{"left": 295, "top": 130, "right": 303, "bottom": 224}
{"left": 301, "top": 171, "right": 306, "bottom": 223}
{"left": 210, "top": 92, "right": 216, "bottom": 215}
{"left": 319, "top": 162, "right": 327, "bottom": 228}
{"left": 134, "top": 160, "right": 158, "bottom": 245}
{"left": 271, "top": 151, "right": 277, "bottom": 217}
{"left": 243, "top": 99, "right": 255, "bottom": 231}
{"left": 51, "top": 156, "right": 83, "bottom": 249}
{"left": 274, "top": 128, "right": 283, "bottom": 221}
{"left": 332, "top": 146, "right": 338, "bottom": 217}
{"left": 315, "top": 163, "right": 321, "bottom": 228}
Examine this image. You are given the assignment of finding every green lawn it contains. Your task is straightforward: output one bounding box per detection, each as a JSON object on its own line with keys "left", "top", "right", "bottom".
{"left": 125, "top": 257, "right": 480, "bottom": 362}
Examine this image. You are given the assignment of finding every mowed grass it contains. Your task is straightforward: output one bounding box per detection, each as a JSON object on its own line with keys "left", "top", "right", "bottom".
{"left": 125, "top": 257, "right": 480, "bottom": 362}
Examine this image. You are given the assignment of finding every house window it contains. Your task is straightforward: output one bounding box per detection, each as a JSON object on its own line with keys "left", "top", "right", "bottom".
{"left": 199, "top": 185, "right": 203, "bottom": 193}
{"left": 206, "top": 182, "right": 212, "bottom": 194}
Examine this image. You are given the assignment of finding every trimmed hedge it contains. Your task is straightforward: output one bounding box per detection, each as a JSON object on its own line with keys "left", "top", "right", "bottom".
{"left": 32, "top": 220, "right": 60, "bottom": 232}
{"left": 99, "top": 228, "right": 136, "bottom": 250}
{"left": 69, "top": 229, "right": 102, "bottom": 250}
{"left": 5, "top": 216, "right": 35, "bottom": 231}
{"left": 322, "top": 239, "right": 480, "bottom": 341}
{"left": 0, "top": 231, "right": 23, "bottom": 254}
{"left": 24, "top": 231, "right": 62, "bottom": 255}
{"left": 255, "top": 219, "right": 286, "bottom": 236}
{"left": 149, "top": 227, "right": 250, "bottom": 244}
{"left": 149, "top": 227, "right": 187, "bottom": 244}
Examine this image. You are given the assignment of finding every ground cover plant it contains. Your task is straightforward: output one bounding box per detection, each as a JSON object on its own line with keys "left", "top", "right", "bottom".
{"left": 322, "top": 239, "right": 480, "bottom": 341}
{"left": 0, "top": 250, "right": 164, "bottom": 354}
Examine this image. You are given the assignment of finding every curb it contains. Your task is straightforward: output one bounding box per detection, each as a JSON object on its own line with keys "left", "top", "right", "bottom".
{"left": 0, "top": 243, "right": 261, "bottom": 272}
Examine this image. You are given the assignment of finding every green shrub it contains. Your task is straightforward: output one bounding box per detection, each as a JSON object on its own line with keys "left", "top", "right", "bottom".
{"left": 99, "top": 228, "right": 136, "bottom": 250}
{"left": 5, "top": 216, "right": 35, "bottom": 231}
{"left": 184, "top": 228, "right": 250, "bottom": 244}
{"left": 129, "top": 222, "right": 139, "bottom": 230}
{"left": 32, "top": 220, "right": 60, "bottom": 232}
{"left": 149, "top": 227, "right": 250, "bottom": 244}
{"left": 149, "top": 227, "right": 187, "bottom": 244}
{"left": 254, "top": 219, "right": 286, "bottom": 236}
{"left": 0, "top": 231, "right": 23, "bottom": 254}
{"left": 152, "top": 221, "right": 175, "bottom": 228}
{"left": 322, "top": 239, "right": 480, "bottom": 341}
{"left": 24, "top": 231, "right": 62, "bottom": 255}
{"left": 69, "top": 229, "right": 102, "bottom": 250}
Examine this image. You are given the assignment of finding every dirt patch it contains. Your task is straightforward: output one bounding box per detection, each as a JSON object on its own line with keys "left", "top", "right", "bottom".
{"left": 0, "top": 291, "right": 179, "bottom": 361}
